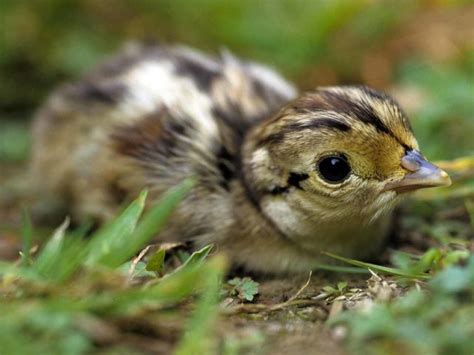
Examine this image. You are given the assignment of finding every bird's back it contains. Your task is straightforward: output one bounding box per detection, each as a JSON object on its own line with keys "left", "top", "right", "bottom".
{"left": 31, "top": 43, "right": 296, "bottom": 223}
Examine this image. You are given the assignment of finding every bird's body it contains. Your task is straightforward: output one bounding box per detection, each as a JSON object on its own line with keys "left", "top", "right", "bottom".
{"left": 31, "top": 44, "right": 450, "bottom": 273}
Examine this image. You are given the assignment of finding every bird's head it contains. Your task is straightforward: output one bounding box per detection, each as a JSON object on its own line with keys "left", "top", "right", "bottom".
{"left": 242, "top": 86, "right": 450, "bottom": 243}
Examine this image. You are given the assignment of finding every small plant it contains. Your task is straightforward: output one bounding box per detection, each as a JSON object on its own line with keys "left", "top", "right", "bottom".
{"left": 321, "top": 281, "right": 348, "bottom": 299}
{"left": 227, "top": 277, "right": 260, "bottom": 302}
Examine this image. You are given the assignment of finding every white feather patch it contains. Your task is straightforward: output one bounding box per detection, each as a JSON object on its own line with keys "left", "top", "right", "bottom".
{"left": 119, "top": 60, "right": 218, "bottom": 139}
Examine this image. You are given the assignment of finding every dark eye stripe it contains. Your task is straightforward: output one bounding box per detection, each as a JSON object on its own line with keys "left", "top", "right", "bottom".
{"left": 258, "top": 118, "right": 350, "bottom": 146}
{"left": 319, "top": 89, "right": 415, "bottom": 151}
{"left": 320, "top": 90, "right": 391, "bottom": 135}
{"left": 287, "top": 118, "right": 351, "bottom": 132}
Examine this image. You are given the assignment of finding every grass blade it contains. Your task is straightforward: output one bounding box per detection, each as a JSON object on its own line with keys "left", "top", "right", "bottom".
{"left": 117, "top": 179, "right": 195, "bottom": 267}
{"left": 323, "top": 252, "right": 432, "bottom": 280}
{"left": 175, "top": 256, "right": 226, "bottom": 355}
{"left": 34, "top": 218, "right": 70, "bottom": 280}
{"left": 312, "top": 262, "right": 370, "bottom": 274}
{"left": 86, "top": 178, "right": 194, "bottom": 268}
{"left": 85, "top": 190, "right": 148, "bottom": 267}
{"left": 20, "top": 208, "right": 33, "bottom": 267}
{"left": 174, "top": 244, "right": 213, "bottom": 272}
{"left": 33, "top": 218, "right": 88, "bottom": 282}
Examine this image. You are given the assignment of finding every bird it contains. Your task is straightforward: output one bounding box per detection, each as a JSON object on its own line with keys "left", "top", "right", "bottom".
{"left": 30, "top": 43, "right": 451, "bottom": 273}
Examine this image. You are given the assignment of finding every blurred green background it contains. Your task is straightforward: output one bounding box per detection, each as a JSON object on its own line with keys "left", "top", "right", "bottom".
{"left": 1, "top": 0, "right": 473, "bottom": 162}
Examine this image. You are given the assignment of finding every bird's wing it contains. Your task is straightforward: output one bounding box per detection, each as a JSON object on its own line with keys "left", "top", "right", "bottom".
{"left": 89, "top": 43, "right": 296, "bottom": 181}
{"left": 31, "top": 43, "right": 297, "bottom": 212}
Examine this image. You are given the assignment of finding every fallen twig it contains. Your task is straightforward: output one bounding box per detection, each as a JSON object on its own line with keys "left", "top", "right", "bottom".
{"left": 223, "top": 271, "right": 316, "bottom": 314}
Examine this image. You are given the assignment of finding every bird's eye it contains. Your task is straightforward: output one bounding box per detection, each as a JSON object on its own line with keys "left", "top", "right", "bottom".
{"left": 317, "top": 154, "right": 351, "bottom": 183}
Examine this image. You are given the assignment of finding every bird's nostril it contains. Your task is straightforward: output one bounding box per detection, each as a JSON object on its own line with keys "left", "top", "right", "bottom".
{"left": 401, "top": 154, "right": 420, "bottom": 172}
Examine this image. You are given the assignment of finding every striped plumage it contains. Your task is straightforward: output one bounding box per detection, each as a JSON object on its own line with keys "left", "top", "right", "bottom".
{"left": 31, "top": 44, "right": 450, "bottom": 273}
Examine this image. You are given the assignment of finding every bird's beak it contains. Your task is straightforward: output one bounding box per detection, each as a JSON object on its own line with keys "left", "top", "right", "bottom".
{"left": 383, "top": 150, "right": 451, "bottom": 193}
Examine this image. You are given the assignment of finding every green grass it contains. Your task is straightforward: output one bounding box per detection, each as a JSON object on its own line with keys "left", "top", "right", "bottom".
{"left": 322, "top": 194, "right": 474, "bottom": 355}
{"left": 331, "top": 256, "right": 474, "bottom": 355}
{"left": 0, "top": 179, "right": 227, "bottom": 354}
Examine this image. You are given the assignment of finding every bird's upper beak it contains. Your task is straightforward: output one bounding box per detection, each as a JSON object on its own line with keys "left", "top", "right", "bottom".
{"left": 383, "top": 150, "right": 451, "bottom": 193}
